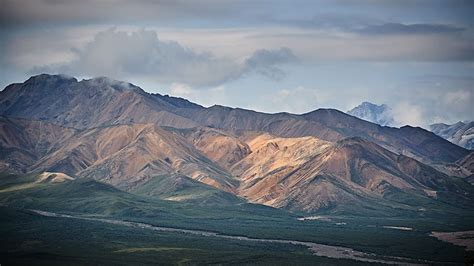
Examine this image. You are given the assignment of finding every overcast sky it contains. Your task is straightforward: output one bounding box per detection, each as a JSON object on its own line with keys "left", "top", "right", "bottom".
{"left": 0, "top": 0, "right": 473, "bottom": 127}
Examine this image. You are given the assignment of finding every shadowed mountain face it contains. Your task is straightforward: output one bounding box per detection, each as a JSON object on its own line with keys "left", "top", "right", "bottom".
{"left": 0, "top": 116, "right": 78, "bottom": 173}
{"left": 0, "top": 74, "right": 199, "bottom": 129}
{"left": 457, "top": 152, "right": 474, "bottom": 184}
{"left": 0, "top": 74, "right": 473, "bottom": 215}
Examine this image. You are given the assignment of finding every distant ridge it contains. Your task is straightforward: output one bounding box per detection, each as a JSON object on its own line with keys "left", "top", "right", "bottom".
{"left": 430, "top": 121, "right": 474, "bottom": 150}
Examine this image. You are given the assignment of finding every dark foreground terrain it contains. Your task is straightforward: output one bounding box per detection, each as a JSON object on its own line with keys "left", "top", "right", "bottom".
{"left": 1, "top": 173, "right": 473, "bottom": 265}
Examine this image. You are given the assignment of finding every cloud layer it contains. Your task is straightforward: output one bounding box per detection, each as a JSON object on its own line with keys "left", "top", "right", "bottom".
{"left": 35, "top": 29, "right": 297, "bottom": 86}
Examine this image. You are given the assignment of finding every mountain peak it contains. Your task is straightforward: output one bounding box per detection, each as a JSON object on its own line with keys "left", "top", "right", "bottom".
{"left": 453, "top": 121, "right": 467, "bottom": 127}
{"left": 81, "top": 76, "right": 142, "bottom": 92}
{"left": 347, "top": 101, "right": 394, "bottom": 126}
{"left": 360, "top": 101, "right": 377, "bottom": 106}
{"left": 301, "top": 108, "right": 349, "bottom": 120}
{"left": 25, "top": 73, "right": 78, "bottom": 84}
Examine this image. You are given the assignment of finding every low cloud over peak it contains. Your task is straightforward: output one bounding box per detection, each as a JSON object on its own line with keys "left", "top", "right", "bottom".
{"left": 33, "top": 29, "right": 298, "bottom": 86}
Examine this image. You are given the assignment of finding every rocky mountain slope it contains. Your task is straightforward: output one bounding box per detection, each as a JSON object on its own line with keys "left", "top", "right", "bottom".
{"left": 0, "top": 116, "right": 78, "bottom": 172}
{"left": 0, "top": 117, "right": 239, "bottom": 202}
{"left": 176, "top": 106, "right": 468, "bottom": 164}
{"left": 1, "top": 75, "right": 468, "bottom": 164}
{"left": 233, "top": 135, "right": 471, "bottom": 213}
{"left": 183, "top": 127, "right": 251, "bottom": 170}
{"left": 1, "top": 74, "right": 472, "bottom": 215}
{"left": 0, "top": 74, "right": 199, "bottom": 129}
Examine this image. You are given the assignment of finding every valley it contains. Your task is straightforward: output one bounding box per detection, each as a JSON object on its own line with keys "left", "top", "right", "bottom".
{"left": 27, "top": 209, "right": 439, "bottom": 264}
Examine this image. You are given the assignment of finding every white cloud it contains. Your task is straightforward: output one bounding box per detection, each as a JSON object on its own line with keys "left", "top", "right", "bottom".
{"left": 170, "top": 83, "right": 194, "bottom": 96}
{"left": 169, "top": 83, "right": 231, "bottom": 107}
{"left": 445, "top": 89, "right": 471, "bottom": 106}
{"left": 390, "top": 102, "right": 425, "bottom": 127}
{"left": 367, "top": 88, "right": 473, "bottom": 127}
{"left": 3, "top": 26, "right": 100, "bottom": 69}
{"left": 28, "top": 28, "right": 297, "bottom": 86}
{"left": 269, "top": 86, "right": 322, "bottom": 114}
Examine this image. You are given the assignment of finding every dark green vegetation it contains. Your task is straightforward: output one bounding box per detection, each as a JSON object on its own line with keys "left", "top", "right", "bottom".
{"left": 130, "top": 174, "right": 242, "bottom": 206}
{"left": 1, "top": 207, "right": 359, "bottom": 265}
{"left": 1, "top": 173, "right": 473, "bottom": 265}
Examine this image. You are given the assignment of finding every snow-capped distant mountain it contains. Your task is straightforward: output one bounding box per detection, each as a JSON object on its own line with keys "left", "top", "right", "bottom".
{"left": 347, "top": 102, "right": 394, "bottom": 126}
{"left": 430, "top": 121, "right": 474, "bottom": 150}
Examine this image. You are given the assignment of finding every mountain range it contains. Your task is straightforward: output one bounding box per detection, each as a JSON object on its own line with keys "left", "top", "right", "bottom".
{"left": 347, "top": 101, "right": 473, "bottom": 150}
{"left": 1, "top": 74, "right": 473, "bottom": 215}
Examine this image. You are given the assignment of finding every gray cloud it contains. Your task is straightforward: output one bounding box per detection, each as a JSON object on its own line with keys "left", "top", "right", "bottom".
{"left": 273, "top": 13, "right": 383, "bottom": 31}
{"left": 244, "top": 48, "right": 298, "bottom": 80}
{"left": 3, "top": 0, "right": 473, "bottom": 31}
{"left": 357, "top": 23, "right": 465, "bottom": 35}
{"left": 0, "top": 0, "right": 243, "bottom": 27}
{"left": 276, "top": 15, "right": 466, "bottom": 36}
{"left": 34, "top": 29, "right": 297, "bottom": 86}
{"left": 267, "top": 15, "right": 474, "bottom": 62}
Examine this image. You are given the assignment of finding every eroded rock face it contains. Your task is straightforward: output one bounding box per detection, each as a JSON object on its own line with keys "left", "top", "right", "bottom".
{"left": 0, "top": 119, "right": 237, "bottom": 195}
{"left": 184, "top": 127, "right": 251, "bottom": 170}
{"left": 232, "top": 135, "right": 467, "bottom": 213}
